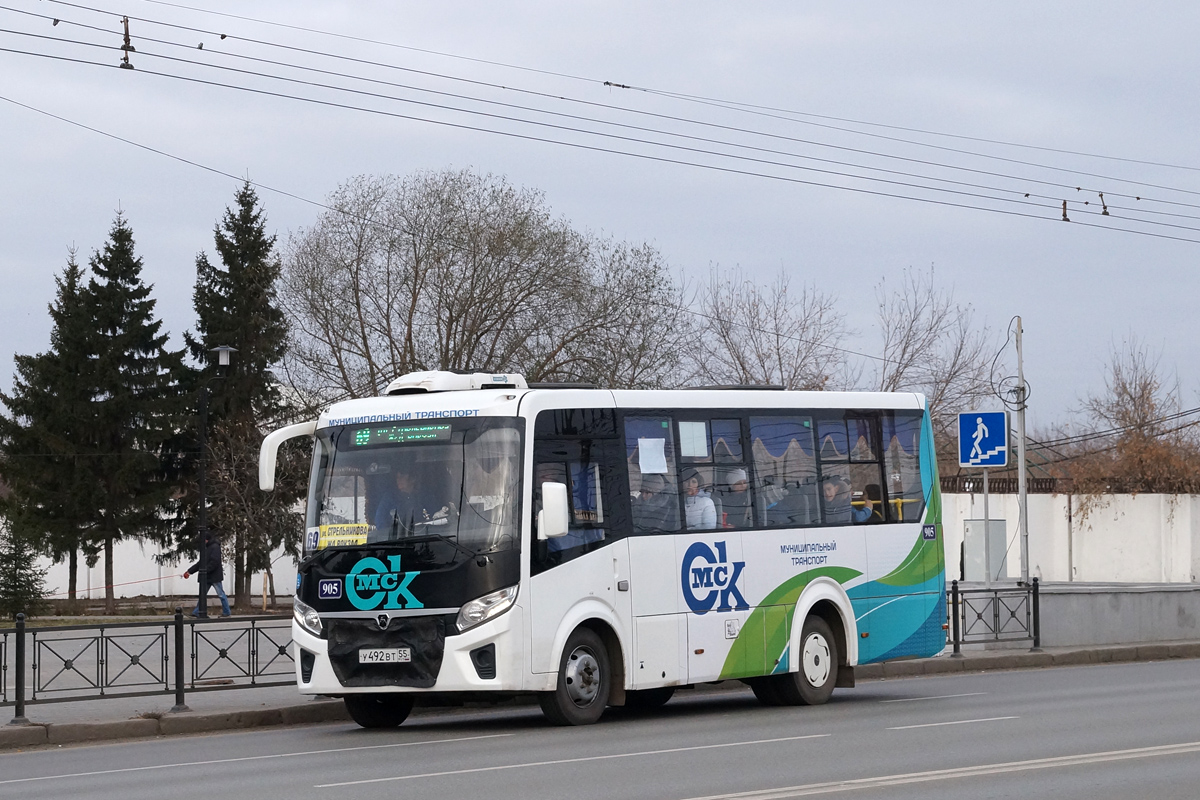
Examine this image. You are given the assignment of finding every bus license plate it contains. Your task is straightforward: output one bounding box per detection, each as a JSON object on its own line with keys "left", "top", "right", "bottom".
{"left": 358, "top": 648, "right": 411, "bottom": 664}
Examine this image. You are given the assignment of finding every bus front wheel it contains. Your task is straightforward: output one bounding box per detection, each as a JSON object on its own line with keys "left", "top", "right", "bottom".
{"left": 344, "top": 693, "right": 415, "bottom": 728}
{"left": 539, "top": 627, "right": 611, "bottom": 725}
{"left": 774, "top": 615, "right": 838, "bottom": 706}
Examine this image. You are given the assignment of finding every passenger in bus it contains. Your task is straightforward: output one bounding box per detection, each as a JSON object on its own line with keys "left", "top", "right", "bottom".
{"left": 682, "top": 467, "right": 717, "bottom": 530}
{"left": 862, "top": 484, "right": 885, "bottom": 523}
{"left": 822, "top": 476, "right": 874, "bottom": 524}
{"left": 717, "top": 468, "right": 753, "bottom": 527}
{"left": 821, "top": 476, "right": 853, "bottom": 524}
{"left": 632, "top": 472, "right": 676, "bottom": 531}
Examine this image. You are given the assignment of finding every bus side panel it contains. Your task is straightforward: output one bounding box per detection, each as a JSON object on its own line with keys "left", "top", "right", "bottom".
{"left": 851, "top": 409, "right": 946, "bottom": 663}
{"left": 679, "top": 531, "right": 747, "bottom": 683}
{"left": 629, "top": 536, "right": 687, "bottom": 689}
{"left": 528, "top": 539, "right": 632, "bottom": 675}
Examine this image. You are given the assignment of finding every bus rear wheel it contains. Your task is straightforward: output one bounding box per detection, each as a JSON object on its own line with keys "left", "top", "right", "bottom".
{"left": 539, "top": 627, "right": 611, "bottom": 726}
{"left": 774, "top": 615, "right": 838, "bottom": 706}
{"left": 344, "top": 693, "right": 415, "bottom": 728}
{"left": 748, "top": 676, "right": 785, "bottom": 706}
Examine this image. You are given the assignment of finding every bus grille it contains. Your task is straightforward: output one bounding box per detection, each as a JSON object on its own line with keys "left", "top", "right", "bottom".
{"left": 326, "top": 617, "right": 446, "bottom": 688}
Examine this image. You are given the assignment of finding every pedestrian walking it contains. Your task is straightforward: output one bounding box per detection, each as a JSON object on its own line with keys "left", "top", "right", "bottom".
{"left": 183, "top": 533, "right": 232, "bottom": 617}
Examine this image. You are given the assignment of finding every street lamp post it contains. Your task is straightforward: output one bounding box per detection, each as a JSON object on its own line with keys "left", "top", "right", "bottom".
{"left": 196, "top": 345, "right": 236, "bottom": 618}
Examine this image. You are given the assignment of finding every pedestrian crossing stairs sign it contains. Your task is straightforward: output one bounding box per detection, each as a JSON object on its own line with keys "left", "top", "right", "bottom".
{"left": 958, "top": 410, "right": 1009, "bottom": 468}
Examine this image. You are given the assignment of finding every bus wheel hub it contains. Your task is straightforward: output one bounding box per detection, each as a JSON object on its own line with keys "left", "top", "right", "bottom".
{"left": 565, "top": 647, "right": 601, "bottom": 706}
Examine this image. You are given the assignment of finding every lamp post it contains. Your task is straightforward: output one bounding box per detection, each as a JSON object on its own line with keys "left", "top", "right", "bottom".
{"left": 196, "top": 345, "right": 236, "bottom": 618}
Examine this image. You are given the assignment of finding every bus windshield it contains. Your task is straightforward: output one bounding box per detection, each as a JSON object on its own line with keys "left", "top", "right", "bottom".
{"left": 305, "top": 417, "right": 523, "bottom": 561}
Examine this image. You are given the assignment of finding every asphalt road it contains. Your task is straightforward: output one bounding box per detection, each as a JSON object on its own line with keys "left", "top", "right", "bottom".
{"left": 3, "top": 659, "right": 1199, "bottom": 800}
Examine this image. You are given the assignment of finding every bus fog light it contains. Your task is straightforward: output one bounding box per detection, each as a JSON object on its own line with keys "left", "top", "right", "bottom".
{"left": 457, "top": 585, "right": 518, "bottom": 632}
{"left": 293, "top": 597, "right": 323, "bottom": 637}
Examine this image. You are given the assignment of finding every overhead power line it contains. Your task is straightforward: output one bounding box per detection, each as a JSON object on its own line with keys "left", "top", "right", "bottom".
{"left": 1029, "top": 406, "right": 1200, "bottom": 450}
{"left": 19, "top": 0, "right": 1200, "bottom": 210}
{"left": 85, "top": 0, "right": 1200, "bottom": 176}
{"left": 3, "top": 30, "right": 1200, "bottom": 244}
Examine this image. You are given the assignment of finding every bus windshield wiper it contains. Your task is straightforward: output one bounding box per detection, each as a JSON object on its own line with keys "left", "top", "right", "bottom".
{"left": 401, "top": 532, "right": 477, "bottom": 559}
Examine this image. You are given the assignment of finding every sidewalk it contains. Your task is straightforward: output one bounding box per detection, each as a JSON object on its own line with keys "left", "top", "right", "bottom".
{"left": 4, "top": 639, "right": 1199, "bottom": 750}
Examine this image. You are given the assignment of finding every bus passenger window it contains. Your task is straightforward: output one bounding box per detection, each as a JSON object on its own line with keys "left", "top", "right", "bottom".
{"left": 883, "top": 412, "right": 926, "bottom": 522}
{"left": 749, "top": 416, "right": 818, "bottom": 527}
{"left": 625, "top": 416, "right": 680, "bottom": 533}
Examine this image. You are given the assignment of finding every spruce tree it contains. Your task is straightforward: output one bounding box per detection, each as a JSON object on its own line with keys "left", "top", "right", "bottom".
{"left": 0, "top": 521, "right": 48, "bottom": 619}
{"left": 83, "top": 214, "right": 187, "bottom": 614}
{"left": 0, "top": 253, "right": 97, "bottom": 605}
{"left": 185, "top": 183, "right": 302, "bottom": 609}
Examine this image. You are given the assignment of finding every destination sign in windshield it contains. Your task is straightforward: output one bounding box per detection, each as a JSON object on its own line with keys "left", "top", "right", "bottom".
{"left": 351, "top": 423, "right": 453, "bottom": 447}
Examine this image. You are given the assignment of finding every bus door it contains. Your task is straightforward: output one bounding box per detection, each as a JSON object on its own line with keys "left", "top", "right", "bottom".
{"left": 529, "top": 437, "right": 631, "bottom": 674}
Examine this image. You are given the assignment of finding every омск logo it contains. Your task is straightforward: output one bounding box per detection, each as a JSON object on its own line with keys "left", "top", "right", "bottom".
{"left": 346, "top": 555, "right": 424, "bottom": 611}
{"left": 681, "top": 540, "right": 748, "bottom": 614}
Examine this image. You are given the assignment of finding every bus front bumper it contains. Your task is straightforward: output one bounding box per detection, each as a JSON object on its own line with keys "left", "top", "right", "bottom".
{"left": 291, "top": 606, "right": 525, "bottom": 695}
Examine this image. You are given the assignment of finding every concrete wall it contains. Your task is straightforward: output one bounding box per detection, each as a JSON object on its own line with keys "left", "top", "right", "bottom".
{"left": 943, "top": 493, "right": 1200, "bottom": 583}
{"left": 1039, "top": 583, "right": 1200, "bottom": 646}
{"left": 35, "top": 539, "right": 298, "bottom": 602}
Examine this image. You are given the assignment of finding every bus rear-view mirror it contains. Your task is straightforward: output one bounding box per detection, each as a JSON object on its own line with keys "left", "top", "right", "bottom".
{"left": 538, "top": 482, "right": 570, "bottom": 540}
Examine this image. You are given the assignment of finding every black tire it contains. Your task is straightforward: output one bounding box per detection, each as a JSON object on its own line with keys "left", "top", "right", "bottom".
{"left": 623, "top": 686, "right": 676, "bottom": 710}
{"left": 747, "top": 676, "right": 785, "bottom": 706}
{"left": 344, "top": 693, "right": 415, "bottom": 728}
{"left": 538, "top": 627, "right": 611, "bottom": 726}
{"left": 774, "top": 615, "right": 839, "bottom": 706}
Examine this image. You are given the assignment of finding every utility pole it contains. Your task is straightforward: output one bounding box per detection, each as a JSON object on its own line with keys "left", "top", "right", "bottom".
{"left": 1015, "top": 316, "right": 1030, "bottom": 584}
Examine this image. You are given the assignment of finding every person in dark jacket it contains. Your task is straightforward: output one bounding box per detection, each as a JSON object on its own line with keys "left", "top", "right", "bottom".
{"left": 183, "top": 534, "right": 231, "bottom": 617}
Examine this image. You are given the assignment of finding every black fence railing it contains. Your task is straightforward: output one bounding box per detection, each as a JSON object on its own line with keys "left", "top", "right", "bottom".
{"left": 3, "top": 609, "right": 295, "bottom": 723}
{"left": 940, "top": 475, "right": 1060, "bottom": 494}
{"left": 1, "top": 630, "right": 8, "bottom": 705}
{"left": 946, "top": 578, "right": 1041, "bottom": 655}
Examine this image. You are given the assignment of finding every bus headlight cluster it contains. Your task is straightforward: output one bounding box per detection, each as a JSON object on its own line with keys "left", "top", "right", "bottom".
{"left": 293, "top": 597, "right": 323, "bottom": 638}
{"left": 456, "top": 585, "right": 518, "bottom": 632}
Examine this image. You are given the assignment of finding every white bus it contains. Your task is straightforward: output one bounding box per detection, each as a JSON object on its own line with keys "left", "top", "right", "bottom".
{"left": 260, "top": 370, "right": 945, "bottom": 728}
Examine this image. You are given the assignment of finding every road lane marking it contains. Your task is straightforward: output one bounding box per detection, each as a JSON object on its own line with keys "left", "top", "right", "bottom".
{"left": 879, "top": 693, "right": 987, "bottom": 703}
{"left": 0, "top": 733, "right": 513, "bottom": 785}
{"left": 678, "top": 740, "right": 1200, "bottom": 799}
{"left": 315, "top": 733, "right": 831, "bottom": 788}
{"left": 888, "top": 716, "right": 1018, "bottom": 730}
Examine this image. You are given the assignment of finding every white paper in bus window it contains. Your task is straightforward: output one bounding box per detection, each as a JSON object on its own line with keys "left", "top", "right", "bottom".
{"left": 678, "top": 421, "right": 709, "bottom": 458}
{"left": 637, "top": 438, "right": 668, "bottom": 474}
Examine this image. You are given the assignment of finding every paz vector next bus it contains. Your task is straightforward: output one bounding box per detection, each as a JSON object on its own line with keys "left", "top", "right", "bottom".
{"left": 260, "top": 370, "right": 945, "bottom": 728}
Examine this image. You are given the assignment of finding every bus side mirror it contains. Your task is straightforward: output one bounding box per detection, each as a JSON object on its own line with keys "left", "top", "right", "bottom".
{"left": 537, "top": 482, "right": 570, "bottom": 540}
{"left": 259, "top": 420, "right": 317, "bottom": 491}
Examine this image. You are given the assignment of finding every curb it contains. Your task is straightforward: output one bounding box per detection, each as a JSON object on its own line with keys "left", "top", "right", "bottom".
{"left": 854, "top": 640, "right": 1200, "bottom": 681}
{"left": 0, "top": 700, "right": 350, "bottom": 750}
{"left": 3, "top": 642, "right": 1198, "bottom": 750}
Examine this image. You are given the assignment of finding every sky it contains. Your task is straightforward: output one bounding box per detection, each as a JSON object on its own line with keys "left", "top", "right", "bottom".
{"left": 2, "top": 1, "right": 1198, "bottom": 433}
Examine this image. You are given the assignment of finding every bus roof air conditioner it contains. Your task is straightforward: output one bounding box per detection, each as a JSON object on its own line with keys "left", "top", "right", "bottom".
{"left": 384, "top": 370, "right": 529, "bottom": 395}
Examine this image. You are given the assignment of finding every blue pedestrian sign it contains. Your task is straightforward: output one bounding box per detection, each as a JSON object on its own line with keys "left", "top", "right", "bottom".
{"left": 958, "top": 411, "right": 1009, "bottom": 468}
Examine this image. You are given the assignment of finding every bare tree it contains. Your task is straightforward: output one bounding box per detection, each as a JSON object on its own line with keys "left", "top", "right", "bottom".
{"left": 280, "top": 169, "right": 690, "bottom": 397}
{"left": 693, "top": 268, "right": 852, "bottom": 389}
{"left": 872, "top": 266, "right": 996, "bottom": 445}
{"left": 1056, "top": 336, "right": 1200, "bottom": 495}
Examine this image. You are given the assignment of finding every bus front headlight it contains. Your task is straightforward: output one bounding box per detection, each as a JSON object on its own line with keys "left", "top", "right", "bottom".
{"left": 456, "top": 585, "right": 518, "bottom": 632}
{"left": 293, "top": 597, "right": 323, "bottom": 638}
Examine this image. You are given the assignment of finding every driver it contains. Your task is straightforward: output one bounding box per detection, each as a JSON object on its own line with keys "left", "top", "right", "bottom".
{"left": 372, "top": 469, "right": 445, "bottom": 538}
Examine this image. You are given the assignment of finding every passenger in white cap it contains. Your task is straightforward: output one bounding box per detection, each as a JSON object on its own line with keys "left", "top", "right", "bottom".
{"left": 720, "top": 468, "right": 753, "bottom": 527}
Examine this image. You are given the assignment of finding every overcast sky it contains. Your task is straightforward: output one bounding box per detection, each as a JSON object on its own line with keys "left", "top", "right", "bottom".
{"left": 2, "top": 1, "right": 1198, "bottom": 432}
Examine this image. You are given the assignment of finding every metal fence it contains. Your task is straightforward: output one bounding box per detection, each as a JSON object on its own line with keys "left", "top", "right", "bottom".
{"left": 946, "top": 578, "right": 1041, "bottom": 655}
{"left": 3, "top": 610, "right": 294, "bottom": 723}
{"left": 940, "top": 475, "right": 1060, "bottom": 494}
